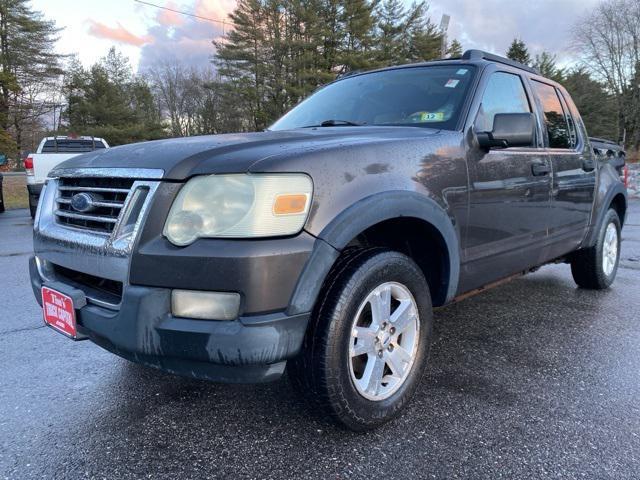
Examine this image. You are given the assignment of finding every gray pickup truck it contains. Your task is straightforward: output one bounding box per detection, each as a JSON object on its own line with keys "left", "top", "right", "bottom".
{"left": 30, "top": 50, "right": 627, "bottom": 430}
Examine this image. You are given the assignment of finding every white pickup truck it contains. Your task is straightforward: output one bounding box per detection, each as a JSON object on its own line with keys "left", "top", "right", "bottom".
{"left": 25, "top": 136, "right": 109, "bottom": 218}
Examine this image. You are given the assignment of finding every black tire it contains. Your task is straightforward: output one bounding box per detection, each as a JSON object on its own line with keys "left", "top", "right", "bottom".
{"left": 288, "top": 248, "right": 433, "bottom": 431}
{"left": 570, "top": 208, "right": 621, "bottom": 289}
{"left": 0, "top": 175, "right": 4, "bottom": 213}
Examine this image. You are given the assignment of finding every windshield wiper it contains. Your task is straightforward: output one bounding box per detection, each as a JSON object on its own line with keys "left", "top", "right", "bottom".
{"left": 302, "top": 119, "right": 365, "bottom": 128}
{"left": 321, "top": 119, "right": 364, "bottom": 127}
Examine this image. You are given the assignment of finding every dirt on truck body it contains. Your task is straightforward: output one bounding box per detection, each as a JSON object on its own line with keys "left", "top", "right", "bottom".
{"left": 30, "top": 50, "right": 627, "bottom": 430}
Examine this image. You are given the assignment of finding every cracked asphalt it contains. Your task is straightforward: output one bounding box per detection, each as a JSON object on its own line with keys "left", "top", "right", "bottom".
{"left": 1, "top": 201, "right": 639, "bottom": 480}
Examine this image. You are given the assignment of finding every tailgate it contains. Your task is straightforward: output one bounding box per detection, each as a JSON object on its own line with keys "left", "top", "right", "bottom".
{"left": 32, "top": 153, "right": 80, "bottom": 184}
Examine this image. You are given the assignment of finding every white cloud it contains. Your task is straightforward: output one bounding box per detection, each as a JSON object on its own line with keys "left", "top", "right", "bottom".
{"left": 32, "top": 0, "right": 602, "bottom": 72}
{"left": 32, "top": 0, "right": 147, "bottom": 68}
{"left": 428, "top": 0, "right": 601, "bottom": 63}
{"left": 136, "top": 0, "right": 233, "bottom": 72}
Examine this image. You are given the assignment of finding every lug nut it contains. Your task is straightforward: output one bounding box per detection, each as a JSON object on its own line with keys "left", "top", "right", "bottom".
{"left": 387, "top": 344, "right": 394, "bottom": 352}
{"left": 377, "top": 350, "right": 383, "bottom": 358}
{"left": 389, "top": 327, "right": 396, "bottom": 334}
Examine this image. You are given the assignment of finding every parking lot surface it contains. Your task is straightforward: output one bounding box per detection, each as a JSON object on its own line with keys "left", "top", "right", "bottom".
{"left": 1, "top": 201, "right": 639, "bottom": 479}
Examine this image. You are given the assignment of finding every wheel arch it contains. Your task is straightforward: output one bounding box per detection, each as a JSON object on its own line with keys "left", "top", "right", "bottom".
{"left": 583, "top": 181, "right": 627, "bottom": 248}
{"left": 286, "top": 191, "right": 461, "bottom": 315}
{"left": 610, "top": 192, "right": 627, "bottom": 227}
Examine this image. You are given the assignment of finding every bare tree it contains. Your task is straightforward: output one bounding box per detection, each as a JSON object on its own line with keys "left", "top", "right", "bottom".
{"left": 148, "top": 61, "right": 244, "bottom": 136}
{"left": 573, "top": 0, "right": 640, "bottom": 148}
{"left": 148, "top": 62, "right": 189, "bottom": 137}
{"left": 10, "top": 73, "right": 63, "bottom": 156}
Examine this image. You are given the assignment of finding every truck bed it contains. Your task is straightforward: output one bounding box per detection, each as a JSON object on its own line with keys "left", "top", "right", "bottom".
{"left": 590, "top": 137, "right": 625, "bottom": 174}
{"left": 27, "top": 153, "right": 80, "bottom": 186}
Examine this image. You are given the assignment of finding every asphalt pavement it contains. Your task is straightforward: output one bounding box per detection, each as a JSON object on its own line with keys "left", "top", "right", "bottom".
{"left": 1, "top": 202, "right": 639, "bottom": 480}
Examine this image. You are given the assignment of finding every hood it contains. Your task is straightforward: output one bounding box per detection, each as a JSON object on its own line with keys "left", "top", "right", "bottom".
{"left": 51, "top": 127, "right": 441, "bottom": 181}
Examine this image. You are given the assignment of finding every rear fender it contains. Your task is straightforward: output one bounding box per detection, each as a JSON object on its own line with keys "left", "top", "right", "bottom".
{"left": 582, "top": 164, "right": 627, "bottom": 248}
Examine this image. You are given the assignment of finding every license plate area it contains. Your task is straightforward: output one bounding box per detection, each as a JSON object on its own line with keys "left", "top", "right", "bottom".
{"left": 42, "top": 286, "right": 77, "bottom": 339}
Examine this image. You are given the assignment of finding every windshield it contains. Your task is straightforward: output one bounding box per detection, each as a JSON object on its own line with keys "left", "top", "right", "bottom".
{"left": 270, "top": 65, "right": 476, "bottom": 131}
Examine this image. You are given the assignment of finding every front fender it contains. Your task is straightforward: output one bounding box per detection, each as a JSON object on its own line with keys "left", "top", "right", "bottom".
{"left": 286, "top": 191, "right": 460, "bottom": 315}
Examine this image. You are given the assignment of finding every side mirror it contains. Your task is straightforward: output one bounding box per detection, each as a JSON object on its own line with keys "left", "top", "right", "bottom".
{"left": 476, "top": 113, "right": 535, "bottom": 150}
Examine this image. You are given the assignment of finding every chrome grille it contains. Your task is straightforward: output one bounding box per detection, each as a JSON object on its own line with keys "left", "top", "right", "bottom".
{"left": 55, "top": 177, "right": 135, "bottom": 234}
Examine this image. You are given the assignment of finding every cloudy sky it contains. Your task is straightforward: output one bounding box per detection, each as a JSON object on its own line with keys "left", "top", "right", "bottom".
{"left": 32, "top": 0, "right": 600, "bottom": 72}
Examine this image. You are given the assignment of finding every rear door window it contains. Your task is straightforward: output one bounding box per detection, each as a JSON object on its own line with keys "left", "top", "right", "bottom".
{"left": 475, "top": 72, "right": 531, "bottom": 133}
{"left": 558, "top": 93, "right": 579, "bottom": 149}
{"left": 531, "top": 81, "right": 572, "bottom": 149}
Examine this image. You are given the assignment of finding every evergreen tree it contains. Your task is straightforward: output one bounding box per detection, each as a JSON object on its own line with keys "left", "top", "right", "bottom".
{"left": 506, "top": 38, "right": 531, "bottom": 65}
{"left": 283, "top": 0, "right": 335, "bottom": 103}
{"left": 375, "top": 0, "right": 409, "bottom": 65}
{"left": 339, "top": 0, "right": 378, "bottom": 72}
{"left": 533, "top": 51, "right": 564, "bottom": 82}
{"left": 563, "top": 67, "right": 618, "bottom": 140}
{"left": 0, "top": 0, "right": 63, "bottom": 155}
{"left": 215, "top": 0, "right": 380, "bottom": 130}
{"left": 64, "top": 55, "right": 90, "bottom": 128}
{"left": 214, "top": 0, "right": 269, "bottom": 131}
{"left": 406, "top": 2, "right": 442, "bottom": 62}
{"left": 102, "top": 47, "right": 132, "bottom": 87}
{"left": 446, "top": 39, "right": 463, "bottom": 58}
{"left": 62, "top": 48, "right": 164, "bottom": 145}
{"left": 213, "top": 0, "right": 445, "bottom": 131}
{"left": 374, "top": 0, "right": 441, "bottom": 66}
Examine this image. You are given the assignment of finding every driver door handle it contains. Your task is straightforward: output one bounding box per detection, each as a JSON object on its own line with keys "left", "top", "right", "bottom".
{"left": 530, "top": 160, "right": 550, "bottom": 176}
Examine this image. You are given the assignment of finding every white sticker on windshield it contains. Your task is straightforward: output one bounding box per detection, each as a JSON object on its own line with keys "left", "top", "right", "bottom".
{"left": 445, "top": 79, "right": 460, "bottom": 88}
{"left": 456, "top": 69, "right": 468, "bottom": 75}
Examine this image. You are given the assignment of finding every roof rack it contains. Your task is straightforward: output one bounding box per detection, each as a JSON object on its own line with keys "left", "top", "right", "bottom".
{"left": 462, "top": 49, "right": 540, "bottom": 75}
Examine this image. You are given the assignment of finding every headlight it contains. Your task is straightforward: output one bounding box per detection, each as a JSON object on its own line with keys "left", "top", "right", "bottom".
{"left": 163, "top": 174, "right": 313, "bottom": 246}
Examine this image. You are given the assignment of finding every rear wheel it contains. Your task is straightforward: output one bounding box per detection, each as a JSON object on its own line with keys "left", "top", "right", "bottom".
{"left": 288, "top": 248, "right": 433, "bottom": 431}
{"left": 570, "top": 208, "right": 621, "bottom": 289}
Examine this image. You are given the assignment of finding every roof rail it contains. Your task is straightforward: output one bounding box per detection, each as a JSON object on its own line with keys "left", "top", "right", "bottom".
{"left": 462, "top": 49, "right": 540, "bottom": 75}
{"left": 337, "top": 69, "right": 364, "bottom": 79}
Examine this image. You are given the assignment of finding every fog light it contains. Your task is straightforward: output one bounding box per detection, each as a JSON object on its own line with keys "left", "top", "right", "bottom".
{"left": 171, "top": 290, "right": 241, "bottom": 320}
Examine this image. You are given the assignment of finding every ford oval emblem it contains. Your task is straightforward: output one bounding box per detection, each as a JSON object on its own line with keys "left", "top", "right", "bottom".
{"left": 70, "top": 192, "right": 96, "bottom": 213}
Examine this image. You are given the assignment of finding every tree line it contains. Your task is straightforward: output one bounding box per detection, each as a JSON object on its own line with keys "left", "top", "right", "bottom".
{"left": 0, "top": 0, "right": 638, "bottom": 169}
{"left": 505, "top": 38, "right": 621, "bottom": 142}
{"left": 214, "top": 0, "right": 454, "bottom": 131}
{"left": 0, "top": 0, "right": 62, "bottom": 159}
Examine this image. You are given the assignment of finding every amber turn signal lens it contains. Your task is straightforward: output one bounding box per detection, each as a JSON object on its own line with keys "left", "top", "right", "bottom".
{"left": 273, "top": 194, "right": 308, "bottom": 215}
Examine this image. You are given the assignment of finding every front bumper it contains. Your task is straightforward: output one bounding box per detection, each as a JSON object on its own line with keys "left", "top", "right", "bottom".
{"left": 31, "top": 171, "right": 319, "bottom": 383}
{"left": 30, "top": 256, "right": 309, "bottom": 382}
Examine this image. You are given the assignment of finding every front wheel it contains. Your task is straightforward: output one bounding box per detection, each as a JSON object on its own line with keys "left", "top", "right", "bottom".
{"left": 288, "top": 249, "right": 433, "bottom": 431}
{"left": 28, "top": 193, "right": 38, "bottom": 219}
{"left": 570, "top": 208, "right": 621, "bottom": 289}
